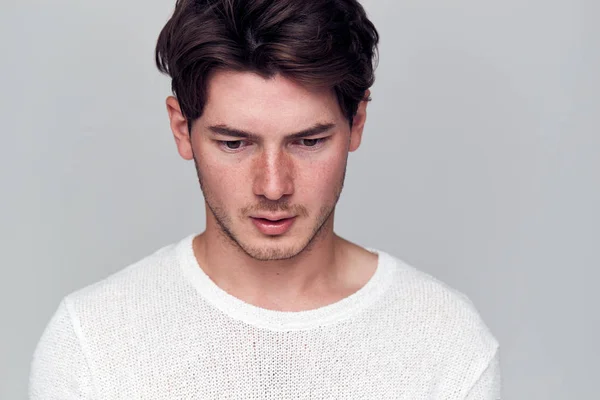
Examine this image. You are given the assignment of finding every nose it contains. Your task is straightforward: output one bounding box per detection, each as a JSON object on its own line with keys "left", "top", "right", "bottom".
{"left": 252, "top": 149, "right": 294, "bottom": 201}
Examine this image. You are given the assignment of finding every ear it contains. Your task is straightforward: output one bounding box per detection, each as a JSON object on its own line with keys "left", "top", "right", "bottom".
{"left": 166, "top": 96, "right": 194, "bottom": 160}
{"left": 349, "top": 90, "right": 370, "bottom": 152}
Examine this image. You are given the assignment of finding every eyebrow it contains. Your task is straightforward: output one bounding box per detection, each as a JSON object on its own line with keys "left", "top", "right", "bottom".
{"left": 207, "top": 123, "right": 336, "bottom": 141}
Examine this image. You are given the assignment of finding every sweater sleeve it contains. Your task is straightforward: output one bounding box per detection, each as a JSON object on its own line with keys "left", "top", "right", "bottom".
{"left": 29, "top": 299, "right": 95, "bottom": 399}
{"left": 464, "top": 347, "right": 501, "bottom": 400}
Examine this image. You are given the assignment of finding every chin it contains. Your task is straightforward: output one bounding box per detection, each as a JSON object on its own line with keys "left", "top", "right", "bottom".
{"left": 238, "top": 234, "right": 310, "bottom": 261}
{"left": 241, "top": 245, "right": 302, "bottom": 261}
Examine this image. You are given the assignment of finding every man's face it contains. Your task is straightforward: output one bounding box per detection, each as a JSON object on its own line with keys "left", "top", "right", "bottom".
{"left": 172, "top": 70, "right": 366, "bottom": 261}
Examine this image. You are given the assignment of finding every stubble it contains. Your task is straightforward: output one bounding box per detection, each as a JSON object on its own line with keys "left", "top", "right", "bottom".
{"left": 192, "top": 154, "right": 347, "bottom": 261}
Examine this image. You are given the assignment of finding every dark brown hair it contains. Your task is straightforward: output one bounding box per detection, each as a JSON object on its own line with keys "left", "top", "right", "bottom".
{"left": 155, "top": 0, "right": 379, "bottom": 131}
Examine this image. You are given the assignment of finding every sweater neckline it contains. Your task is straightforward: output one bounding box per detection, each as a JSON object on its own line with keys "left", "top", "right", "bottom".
{"left": 177, "top": 233, "right": 396, "bottom": 331}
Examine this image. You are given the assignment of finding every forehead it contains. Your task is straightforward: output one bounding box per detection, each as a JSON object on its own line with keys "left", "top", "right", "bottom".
{"left": 201, "top": 70, "right": 344, "bottom": 132}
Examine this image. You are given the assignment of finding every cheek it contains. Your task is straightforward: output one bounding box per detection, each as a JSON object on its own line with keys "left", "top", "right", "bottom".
{"left": 297, "top": 153, "right": 347, "bottom": 200}
{"left": 206, "top": 167, "right": 247, "bottom": 199}
{"left": 195, "top": 150, "right": 248, "bottom": 201}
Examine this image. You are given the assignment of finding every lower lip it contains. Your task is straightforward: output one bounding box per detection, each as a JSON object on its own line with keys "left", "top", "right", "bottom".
{"left": 251, "top": 217, "right": 296, "bottom": 236}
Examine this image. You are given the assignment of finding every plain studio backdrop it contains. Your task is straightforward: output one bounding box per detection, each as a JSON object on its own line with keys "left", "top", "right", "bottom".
{"left": 1, "top": 0, "right": 598, "bottom": 398}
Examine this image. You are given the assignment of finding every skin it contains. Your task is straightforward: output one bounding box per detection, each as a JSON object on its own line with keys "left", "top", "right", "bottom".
{"left": 166, "top": 70, "right": 378, "bottom": 311}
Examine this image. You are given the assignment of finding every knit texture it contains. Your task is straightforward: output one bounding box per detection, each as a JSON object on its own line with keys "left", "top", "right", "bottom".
{"left": 30, "top": 234, "right": 501, "bottom": 399}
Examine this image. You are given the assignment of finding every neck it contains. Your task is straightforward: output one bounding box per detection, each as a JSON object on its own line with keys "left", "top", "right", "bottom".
{"left": 192, "top": 212, "right": 350, "bottom": 310}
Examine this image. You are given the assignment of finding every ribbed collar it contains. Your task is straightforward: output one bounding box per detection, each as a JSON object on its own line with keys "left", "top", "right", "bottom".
{"left": 177, "top": 233, "right": 397, "bottom": 332}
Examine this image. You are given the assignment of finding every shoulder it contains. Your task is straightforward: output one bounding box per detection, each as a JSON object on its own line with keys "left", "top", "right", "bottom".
{"left": 31, "top": 236, "right": 194, "bottom": 396}
{"left": 63, "top": 235, "right": 194, "bottom": 325}
{"left": 377, "top": 249, "right": 499, "bottom": 357}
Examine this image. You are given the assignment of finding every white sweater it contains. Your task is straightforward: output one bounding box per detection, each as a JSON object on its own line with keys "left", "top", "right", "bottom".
{"left": 30, "top": 234, "right": 500, "bottom": 399}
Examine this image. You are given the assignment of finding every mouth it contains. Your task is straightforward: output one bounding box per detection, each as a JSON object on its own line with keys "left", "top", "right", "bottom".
{"left": 250, "top": 216, "right": 297, "bottom": 236}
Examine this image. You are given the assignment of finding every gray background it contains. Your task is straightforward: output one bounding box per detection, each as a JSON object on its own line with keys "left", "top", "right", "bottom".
{"left": 1, "top": 0, "right": 598, "bottom": 398}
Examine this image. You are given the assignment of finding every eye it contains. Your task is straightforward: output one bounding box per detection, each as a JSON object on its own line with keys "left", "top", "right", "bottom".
{"left": 301, "top": 138, "right": 320, "bottom": 147}
{"left": 298, "top": 138, "right": 328, "bottom": 148}
{"left": 225, "top": 141, "right": 242, "bottom": 149}
{"left": 218, "top": 140, "right": 248, "bottom": 151}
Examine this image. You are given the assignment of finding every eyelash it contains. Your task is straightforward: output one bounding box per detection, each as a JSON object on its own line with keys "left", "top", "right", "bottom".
{"left": 217, "top": 137, "right": 330, "bottom": 152}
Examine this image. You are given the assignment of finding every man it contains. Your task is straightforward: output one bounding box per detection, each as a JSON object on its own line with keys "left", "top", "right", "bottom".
{"left": 30, "top": 0, "right": 501, "bottom": 398}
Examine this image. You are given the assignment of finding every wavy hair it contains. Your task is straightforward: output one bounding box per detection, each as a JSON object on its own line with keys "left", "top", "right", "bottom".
{"left": 155, "top": 0, "right": 379, "bottom": 131}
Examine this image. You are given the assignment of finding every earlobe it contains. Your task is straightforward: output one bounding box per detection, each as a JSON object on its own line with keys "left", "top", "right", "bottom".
{"left": 166, "top": 96, "right": 194, "bottom": 160}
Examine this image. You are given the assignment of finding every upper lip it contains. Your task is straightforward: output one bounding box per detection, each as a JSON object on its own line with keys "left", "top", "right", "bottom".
{"left": 251, "top": 214, "right": 296, "bottom": 221}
